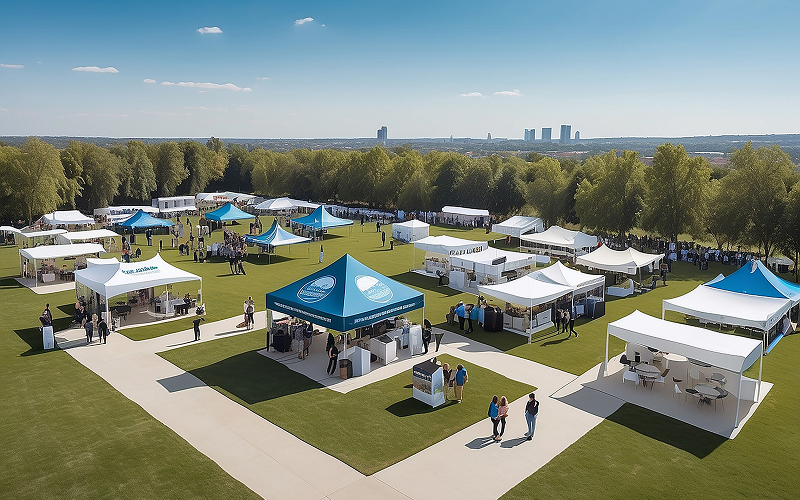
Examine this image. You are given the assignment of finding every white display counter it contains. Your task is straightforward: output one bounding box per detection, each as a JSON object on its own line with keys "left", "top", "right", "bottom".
{"left": 42, "top": 325, "right": 54, "bottom": 350}
{"left": 370, "top": 334, "right": 398, "bottom": 365}
{"left": 348, "top": 346, "right": 371, "bottom": 376}
{"left": 408, "top": 324, "right": 423, "bottom": 355}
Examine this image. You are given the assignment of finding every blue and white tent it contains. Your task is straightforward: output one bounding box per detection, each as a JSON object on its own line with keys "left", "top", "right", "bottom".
{"left": 707, "top": 260, "right": 800, "bottom": 305}
{"left": 245, "top": 220, "right": 311, "bottom": 248}
{"left": 266, "top": 254, "right": 424, "bottom": 333}
{"left": 292, "top": 206, "right": 353, "bottom": 230}
{"left": 205, "top": 202, "right": 254, "bottom": 222}
{"left": 117, "top": 210, "right": 174, "bottom": 229}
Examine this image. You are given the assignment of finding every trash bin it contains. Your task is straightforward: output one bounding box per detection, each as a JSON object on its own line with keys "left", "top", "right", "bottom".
{"left": 339, "top": 359, "right": 352, "bottom": 379}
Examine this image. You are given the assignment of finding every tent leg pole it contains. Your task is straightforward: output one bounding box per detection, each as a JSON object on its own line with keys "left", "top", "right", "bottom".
{"left": 604, "top": 330, "right": 609, "bottom": 377}
{"left": 757, "top": 346, "right": 763, "bottom": 402}
{"left": 735, "top": 373, "right": 743, "bottom": 428}
{"left": 266, "top": 309, "right": 272, "bottom": 350}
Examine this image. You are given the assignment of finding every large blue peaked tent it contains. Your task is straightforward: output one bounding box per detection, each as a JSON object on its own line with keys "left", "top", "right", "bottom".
{"left": 266, "top": 254, "right": 425, "bottom": 333}
{"left": 117, "top": 210, "right": 174, "bottom": 229}
{"left": 293, "top": 206, "right": 353, "bottom": 230}
{"left": 245, "top": 220, "right": 311, "bottom": 248}
{"left": 205, "top": 202, "right": 254, "bottom": 222}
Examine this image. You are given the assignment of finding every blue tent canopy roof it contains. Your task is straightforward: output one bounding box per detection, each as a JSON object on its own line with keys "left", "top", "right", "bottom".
{"left": 117, "top": 210, "right": 174, "bottom": 228}
{"left": 292, "top": 206, "right": 353, "bottom": 230}
{"left": 266, "top": 254, "right": 424, "bottom": 332}
{"left": 205, "top": 202, "right": 254, "bottom": 222}
{"left": 707, "top": 260, "right": 800, "bottom": 303}
{"left": 245, "top": 220, "right": 311, "bottom": 247}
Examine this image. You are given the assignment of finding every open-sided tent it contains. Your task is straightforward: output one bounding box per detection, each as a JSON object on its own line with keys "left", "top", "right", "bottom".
{"left": 491, "top": 216, "right": 544, "bottom": 238}
{"left": 392, "top": 219, "right": 430, "bottom": 243}
{"left": 254, "top": 197, "right": 319, "bottom": 212}
{"left": 245, "top": 220, "right": 312, "bottom": 260}
{"left": 265, "top": 254, "right": 424, "bottom": 337}
{"left": 440, "top": 206, "right": 490, "bottom": 225}
{"left": 19, "top": 243, "right": 106, "bottom": 286}
{"left": 532, "top": 261, "right": 606, "bottom": 297}
{"left": 204, "top": 202, "right": 255, "bottom": 222}
{"left": 7, "top": 228, "right": 67, "bottom": 247}
{"left": 75, "top": 253, "right": 201, "bottom": 321}
{"left": 606, "top": 310, "right": 764, "bottom": 428}
{"left": 449, "top": 247, "right": 537, "bottom": 286}
{"left": 57, "top": 229, "right": 120, "bottom": 245}
{"left": 576, "top": 245, "right": 662, "bottom": 274}
{"left": 196, "top": 192, "right": 256, "bottom": 208}
{"left": 413, "top": 235, "right": 488, "bottom": 275}
{"left": 520, "top": 225, "right": 597, "bottom": 260}
{"left": 293, "top": 206, "right": 353, "bottom": 229}
{"left": 117, "top": 210, "right": 174, "bottom": 229}
{"left": 41, "top": 210, "right": 94, "bottom": 226}
{"left": 708, "top": 260, "right": 800, "bottom": 305}
{"left": 478, "top": 275, "right": 574, "bottom": 335}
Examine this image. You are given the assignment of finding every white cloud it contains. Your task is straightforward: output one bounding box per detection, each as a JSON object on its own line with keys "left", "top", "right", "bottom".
{"left": 160, "top": 81, "right": 252, "bottom": 91}
{"left": 1, "top": 63, "right": 24, "bottom": 69}
{"left": 0, "top": 107, "right": 8, "bottom": 112}
{"left": 494, "top": 89, "right": 521, "bottom": 96}
{"left": 460, "top": 92, "right": 483, "bottom": 97}
{"left": 236, "top": 105, "right": 259, "bottom": 114}
{"left": 143, "top": 78, "right": 156, "bottom": 84}
{"left": 258, "top": 76, "right": 270, "bottom": 80}
{"left": 72, "top": 66, "right": 119, "bottom": 73}
{"left": 295, "top": 17, "right": 314, "bottom": 25}
{"left": 184, "top": 106, "right": 227, "bottom": 112}
{"left": 197, "top": 26, "right": 223, "bottom": 34}
{"left": 321, "top": 24, "right": 326, "bottom": 27}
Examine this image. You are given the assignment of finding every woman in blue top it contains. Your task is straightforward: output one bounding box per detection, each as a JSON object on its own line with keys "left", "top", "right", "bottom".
{"left": 467, "top": 303, "right": 479, "bottom": 333}
{"left": 488, "top": 395, "right": 500, "bottom": 440}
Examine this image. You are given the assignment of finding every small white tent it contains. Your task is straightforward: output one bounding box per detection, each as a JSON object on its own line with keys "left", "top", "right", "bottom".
{"left": 478, "top": 275, "right": 575, "bottom": 335}
{"left": 576, "top": 245, "right": 662, "bottom": 274}
{"left": 392, "top": 220, "right": 430, "bottom": 243}
{"left": 520, "top": 225, "right": 597, "bottom": 260}
{"left": 19, "top": 243, "right": 106, "bottom": 287}
{"left": 41, "top": 210, "right": 95, "bottom": 226}
{"left": 492, "top": 216, "right": 543, "bottom": 238}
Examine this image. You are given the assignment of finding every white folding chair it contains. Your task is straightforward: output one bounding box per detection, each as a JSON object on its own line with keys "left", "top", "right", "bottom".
{"left": 623, "top": 370, "right": 639, "bottom": 389}
{"left": 673, "top": 383, "right": 683, "bottom": 402}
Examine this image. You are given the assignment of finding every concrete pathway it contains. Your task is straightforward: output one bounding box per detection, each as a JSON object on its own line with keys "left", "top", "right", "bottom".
{"left": 60, "top": 319, "right": 622, "bottom": 500}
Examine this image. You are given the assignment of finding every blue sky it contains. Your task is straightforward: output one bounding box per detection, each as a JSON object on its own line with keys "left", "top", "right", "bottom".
{"left": 1, "top": 1, "right": 799, "bottom": 139}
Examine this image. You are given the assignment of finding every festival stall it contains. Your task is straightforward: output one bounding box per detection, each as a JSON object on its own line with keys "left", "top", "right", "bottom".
{"left": 292, "top": 206, "right": 353, "bottom": 239}
{"left": 412, "top": 235, "right": 487, "bottom": 276}
{"left": 520, "top": 225, "right": 597, "bottom": 261}
{"left": 254, "top": 197, "right": 319, "bottom": 212}
{"left": 491, "top": 216, "right": 544, "bottom": 239}
{"left": 152, "top": 196, "right": 197, "bottom": 215}
{"left": 40, "top": 210, "right": 95, "bottom": 227}
{"left": 94, "top": 206, "right": 158, "bottom": 224}
{"left": 576, "top": 245, "right": 663, "bottom": 293}
{"left": 57, "top": 229, "right": 121, "bottom": 250}
{"left": 19, "top": 243, "right": 106, "bottom": 287}
{"left": 196, "top": 192, "right": 256, "bottom": 208}
{"left": 440, "top": 206, "right": 490, "bottom": 226}
{"left": 204, "top": 202, "right": 255, "bottom": 222}
{"left": 392, "top": 219, "right": 430, "bottom": 243}
{"left": 448, "top": 247, "right": 540, "bottom": 289}
{"left": 5, "top": 228, "right": 67, "bottom": 247}
{"left": 530, "top": 261, "right": 606, "bottom": 317}
{"left": 75, "top": 253, "right": 202, "bottom": 326}
{"left": 265, "top": 254, "right": 425, "bottom": 376}
{"left": 244, "top": 219, "right": 312, "bottom": 262}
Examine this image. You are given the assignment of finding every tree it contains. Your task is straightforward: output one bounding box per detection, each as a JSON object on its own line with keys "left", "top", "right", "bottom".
{"left": 0, "top": 145, "right": 24, "bottom": 219}
{"left": 575, "top": 150, "right": 646, "bottom": 236}
{"left": 148, "top": 142, "right": 188, "bottom": 197}
{"left": 179, "top": 141, "right": 213, "bottom": 194}
{"left": 489, "top": 164, "right": 526, "bottom": 215}
{"left": 525, "top": 157, "right": 567, "bottom": 227}
{"left": 125, "top": 141, "right": 157, "bottom": 201}
{"left": 247, "top": 148, "right": 279, "bottom": 196}
{"left": 457, "top": 160, "right": 492, "bottom": 210}
{"left": 378, "top": 149, "right": 423, "bottom": 207}
{"left": 59, "top": 145, "right": 84, "bottom": 208}
{"left": 79, "top": 142, "right": 124, "bottom": 209}
{"left": 705, "top": 179, "right": 745, "bottom": 249}
{"left": 641, "top": 143, "right": 711, "bottom": 241}
{"left": 780, "top": 182, "right": 800, "bottom": 282}
{"left": 8, "top": 137, "right": 68, "bottom": 222}
{"left": 431, "top": 153, "right": 471, "bottom": 209}
{"left": 397, "top": 169, "right": 433, "bottom": 212}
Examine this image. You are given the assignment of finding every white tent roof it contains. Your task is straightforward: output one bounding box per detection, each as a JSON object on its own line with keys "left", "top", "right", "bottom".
{"left": 394, "top": 219, "right": 430, "bottom": 229}
{"left": 94, "top": 206, "right": 158, "bottom": 216}
{"left": 520, "top": 225, "right": 598, "bottom": 249}
{"left": 75, "top": 253, "right": 200, "bottom": 299}
{"left": 492, "top": 216, "right": 543, "bottom": 238}
{"left": 662, "top": 285, "right": 790, "bottom": 331}
{"left": 197, "top": 191, "right": 256, "bottom": 203}
{"left": 160, "top": 205, "right": 197, "bottom": 213}
{"left": 478, "top": 274, "right": 574, "bottom": 307}
{"left": 17, "top": 229, "right": 69, "bottom": 239}
{"left": 441, "top": 206, "right": 490, "bottom": 217}
{"left": 41, "top": 210, "right": 94, "bottom": 225}
{"left": 254, "top": 197, "right": 320, "bottom": 211}
{"left": 57, "top": 229, "right": 120, "bottom": 244}
{"left": 608, "top": 311, "right": 763, "bottom": 373}
{"left": 450, "top": 248, "right": 537, "bottom": 274}
{"left": 531, "top": 261, "right": 605, "bottom": 295}
{"left": 20, "top": 243, "right": 106, "bottom": 261}
{"left": 414, "top": 235, "right": 488, "bottom": 255}
{"left": 0, "top": 225, "right": 22, "bottom": 234}
{"left": 87, "top": 257, "right": 119, "bottom": 266}
{"left": 576, "top": 245, "right": 662, "bottom": 274}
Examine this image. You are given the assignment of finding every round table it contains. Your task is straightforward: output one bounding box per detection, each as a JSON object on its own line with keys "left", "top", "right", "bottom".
{"left": 710, "top": 373, "right": 727, "bottom": 386}
{"left": 634, "top": 364, "right": 661, "bottom": 376}
{"left": 694, "top": 384, "right": 720, "bottom": 398}
{"left": 663, "top": 352, "right": 688, "bottom": 368}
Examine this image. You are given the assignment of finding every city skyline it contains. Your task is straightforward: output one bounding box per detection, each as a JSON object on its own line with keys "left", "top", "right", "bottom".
{"left": 1, "top": 1, "right": 799, "bottom": 139}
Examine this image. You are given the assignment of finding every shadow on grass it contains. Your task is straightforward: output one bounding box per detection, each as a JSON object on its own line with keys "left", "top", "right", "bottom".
{"left": 605, "top": 403, "right": 726, "bottom": 458}
{"left": 386, "top": 397, "right": 454, "bottom": 417}
{"left": 184, "top": 351, "right": 322, "bottom": 404}
{"left": 390, "top": 272, "right": 462, "bottom": 297}
{"left": 0, "top": 277, "right": 23, "bottom": 290}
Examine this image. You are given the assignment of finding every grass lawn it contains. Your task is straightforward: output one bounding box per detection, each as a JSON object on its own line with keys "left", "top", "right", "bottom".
{"left": 158, "top": 329, "right": 535, "bottom": 475}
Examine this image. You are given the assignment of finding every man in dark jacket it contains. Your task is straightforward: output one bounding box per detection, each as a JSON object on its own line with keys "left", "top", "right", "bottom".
{"left": 524, "top": 393, "right": 539, "bottom": 440}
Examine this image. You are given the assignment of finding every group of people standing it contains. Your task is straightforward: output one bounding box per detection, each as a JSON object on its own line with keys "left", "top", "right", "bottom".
{"left": 554, "top": 307, "right": 578, "bottom": 337}
{"left": 222, "top": 229, "right": 248, "bottom": 275}
{"left": 442, "top": 362, "right": 468, "bottom": 403}
{"left": 488, "top": 392, "right": 539, "bottom": 442}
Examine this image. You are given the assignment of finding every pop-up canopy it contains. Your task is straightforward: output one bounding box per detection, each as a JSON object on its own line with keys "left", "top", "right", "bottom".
{"left": 57, "top": 229, "right": 120, "bottom": 245}
{"left": 392, "top": 219, "right": 430, "bottom": 243}
{"left": 41, "top": 210, "right": 95, "bottom": 226}
{"left": 450, "top": 247, "right": 537, "bottom": 277}
{"left": 413, "top": 235, "right": 487, "bottom": 255}
{"left": 478, "top": 275, "right": 574, "bottom": 308}
{"left": 292, "top": 206, "right": 353, "bottom": 230}
{"left": 576, "top": 245, "right": 662, "bottom": 274}
{"left": 707, "top": 260, "right": 800, "bottom": 305}
{"left": 266, "top": 254, "right": 424, "bottom": 333}
{"left": 117, "top": 210, "right": 174, "bottom": 229}
{"left": 254, "top": 197, "right": 319, "bottom": 211}
{"left": 204, "top": 202, "right": 255, "bottom": 222}
{"left": 245, "top": 220, "right": 312, "bottom": 247}
{"left": 531, "top": 261, "right": 606, "bottom": 296}
{"left": 491, "top": 216, "right": 544, "bottom": 238}
{"left": 19, "top": 243, "right": 106, "bottom": 287}
{"left": 520, "top": 225, "right": 597, "bottom": 250}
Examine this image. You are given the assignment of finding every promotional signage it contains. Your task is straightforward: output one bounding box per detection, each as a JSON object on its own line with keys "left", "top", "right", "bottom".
{"left": 412, "top": 359, "right": 445, "bottom": 408}
{"left": 297, "top": 275, "right": 336, "bottom": 303}
{"left": 355, "top": 275, "right": 393, "bottom": 303}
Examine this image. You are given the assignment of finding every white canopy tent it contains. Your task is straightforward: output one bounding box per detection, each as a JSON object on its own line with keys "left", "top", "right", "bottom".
{"left": 392, "top": 219, "right": 430, "bottom": 243}
{"left": 75, "top": 253, "right": 201, "bottom": 323}
{"left": 440, "top": 206, "right": 490, "bottom": 225}
{"left": 531, "top": 261, "right": 606, "bottom": 297}
{"left": 492, "top": 216, "right": 543, "bottom": 238}
{"left": 478, "top": 275, "right": 575, "bottom": 336}
{"left": 41, "top": 210, "right": 95, "bottom": 226}
{"left": 576, "top": 245, "right": 662, "bottom": 274}
{"left": 57, "top": 229, "right": 120, "bottom": 246}
{"left": 605, "top": 310, "right": 764, "bottom": 428}
{"left": 3, "top": 227, "right": 66, "bottom": 247}
{"left": 520, "top": 225, "right": 598, "bottom": 260}
{"left": 449, "top": 247, "right": 537, "bottom": 287}
{"left": 254, "top": 197, "right": 319, "bottom": 212}
{"left": 413, "top": 235, "right": 488, "bottom": 275}
{"left": 19, "top": 243, "right": 106, "bottom": 286}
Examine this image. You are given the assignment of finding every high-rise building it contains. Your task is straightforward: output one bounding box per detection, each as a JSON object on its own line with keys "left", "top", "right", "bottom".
{"left": 560, "top": 125, "right": 572, "bottom": 144}
{"left": 487, "top": 133, "right": 492, "bottom": 141}
{"left": 574, "top": 131, "right": 580, "bottom": 141}
{"left": 524, "top": 128, "right": 535, "bottom": 141}
{"left": 541, "top": 127, "right": 552, "bottom": 142}
{"left": 377, "top": 126, "right": 387, "bottom": 143}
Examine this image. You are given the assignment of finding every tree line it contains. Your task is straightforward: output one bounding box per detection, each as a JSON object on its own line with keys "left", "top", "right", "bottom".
{"left": 2, "top": 137, "right": 800, "bottom": 262}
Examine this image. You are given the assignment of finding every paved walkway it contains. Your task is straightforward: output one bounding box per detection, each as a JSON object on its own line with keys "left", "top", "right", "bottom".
{"left": 59, "top": 318, "right": 622, "bottom": 500}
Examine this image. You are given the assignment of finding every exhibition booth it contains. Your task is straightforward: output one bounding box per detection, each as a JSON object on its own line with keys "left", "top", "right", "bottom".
{"left": 204, "top": 202, "right": 255, "bottom": 223}
{"left": 520, "top": 225, "right": 598, "bottom": 261}
{"left": 244, "top": 219, "right": 312, "bottom": 261}
{"left": 531, "top": 261, "right": 606, "bottom": 318}
{"left": 196, "top": 191, "right": 256, "bottom": 208}
{"left": 440, "top": 206, "right": 490, "bottom": 226}
{"left": 491, "top": 216, "right": 544, "bottom": 239}
{"left": 292, "top": 206, "right": 353, "bottom": 239}
{"left": 152, "top": 196, "right": 197, "bottom": 215}
{"left": 57, "top": 229, "right": 121, "bottom": 250}
{"left": 412, "top": 235, "right": 488, "bottom": 276}
{"left": 392, "top": 219, "right": 430, "bottom": 243}
{"left": 448, "top": 247, "right": 540, "bottom": 289}
{"left": 2, "top": 227, "right": 67, "bottom": 247}
{"left": 19, "top": 243, "right": 106, "bottom": 287}
{"left": 265, "top": 254, "right": 425, "bottom": 379}
{"left": 576, "top": 245, "right": 663, "bottom": 294}
{"left": 75, "top": 253, "right": 202, "bottom": 328}
{"left": 94, "top": 206, "right": 158, "bottom": 224}
{"left": 254, "top": 197, "right": 319, "bottom": 212}
{"left": 40, "top": 210, "right": 95, "bottom": 227}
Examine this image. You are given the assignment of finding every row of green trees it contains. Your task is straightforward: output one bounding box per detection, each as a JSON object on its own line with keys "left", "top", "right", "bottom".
{"left": 2, "top": 137, "right": 800, "bottom": 261}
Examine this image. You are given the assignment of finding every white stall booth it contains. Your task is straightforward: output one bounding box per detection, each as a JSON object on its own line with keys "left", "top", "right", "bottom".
{"left": 440, "top": 206, "right": 490, "bottom": 226}
{"left": 520, "top": 225, "right": 598, "bottom": 261}
{"left": 19, "top": 243, "right": 106, "bottom": 287}
{"left": 57, "top": 229, "right": 121, "bottom": 251}
{"left": 530, "top": 261, "right": 606, "bottom": 317}
{"left": 448, "top": 247, "right": 541, "bottom": 290}
{"left": 40, "top": 210, "right": 95, "bottom": 228}
{"left": 392, "top": 219, "right": 430, "bottom": 243}
{"left": 412, "top": 235, "right": 487, "bottom": 276}
{"left": 492, "top": 216, "right": 544, "bottom": 239}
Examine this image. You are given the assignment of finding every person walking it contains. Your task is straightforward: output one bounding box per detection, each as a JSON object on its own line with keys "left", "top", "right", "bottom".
{"left": 327, "top": 341, "right": 339, "bottom": 375}
{"left": 554, "top": 307, "right": 561, "bottom": 332}
{"left": 488, "top": 395, "right": 500, "bottom": 440}
{"left": 244, "top": 297, "right": 255, "bottom": 330}
{"left": 524, "top": 393, "right": 539, "bottom": 440}
{"left": 422, "top": 322, "right": 432, "bottom": 354}
{"left": 467, "top": 303, "right": 478, "bottom": 333}
{"left": 319, "top": 244, "right": 324, "bottom": 264}
{"left": 85, "top": 314, "right": 96, "bottom": 344}
{"left": 568, "top": 307, "right": 578, "bottom": 337}
{"left": 454, "top": 364, "right": 468, "bottom": 403}
{"left": 193, "top": 316, "right": 205, "bottom": 341}
{"left": 381, "top": 231, "right": 386, "bottom": 247}
{"left": 455, "top": 301, "right": 466, "bottom": 331}
{"left": 98, "top": 316, "right": 109, "bottom": 344}
{"left": 497, "top": 396, "right": 509, "bottom": 439}
{"left": 562, "top": 309, "right": 570, "bottom": 335}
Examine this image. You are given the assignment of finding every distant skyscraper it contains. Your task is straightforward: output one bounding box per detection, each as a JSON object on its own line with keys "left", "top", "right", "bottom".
{"left": 541, "top": 127, "right": 552, "bottom": 142}
{"left": 524, "top": 128, "right": 535, "bottom": 141}
{"left": 450, "top": 135, "right": 453, "bottom": 143}
{"left": 377, "top": 126, "right": 388, "bottom": 143}
{"left": 560, "top": 125, "right": 572, "bottom": 144}
{"left": 487, "top": 133, "right": 492, "bottom": 141}
{"left": 574, "top": 131, "right": 580, "bottom": 141}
